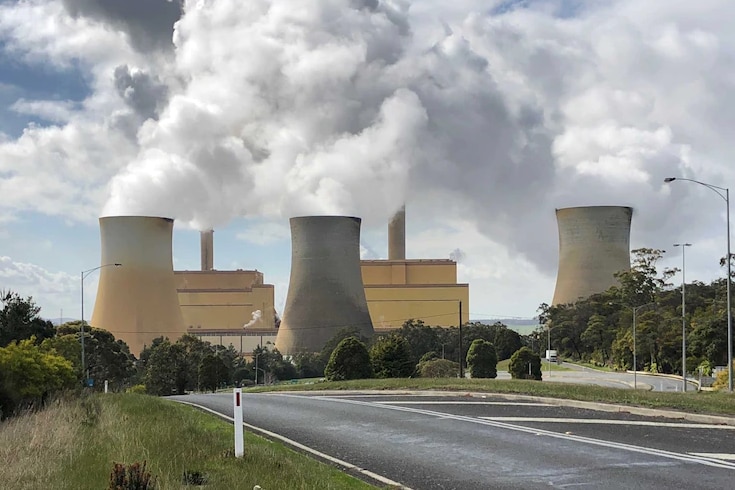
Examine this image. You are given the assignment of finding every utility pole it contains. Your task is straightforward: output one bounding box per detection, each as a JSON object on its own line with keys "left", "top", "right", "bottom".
{"left": 458, "top": 300, "right": 463, "bottom": 379}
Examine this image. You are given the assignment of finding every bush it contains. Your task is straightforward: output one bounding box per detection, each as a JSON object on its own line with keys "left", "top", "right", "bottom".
{"left": 324, "top": 337, "right": 373, "bottom": 381}
{"left": 126, "top": 384, "right": 146, "bottom": 394}
{"left": 370, "top": 334, "right": 414, "bottom": 378}
{"left": 712, "top": 363, "right": 735, "bottom": 390}
{"left": 466, "top": 339, "right": 497, "bottom": 378}
{"left": 109, "top": 461, "right": 156, "bottom": 490}
{"left": 508, "top": 347, "right": 542, "bottom": 380}
{"left": 418, "top": 359, "right": 459, "bottom": 378}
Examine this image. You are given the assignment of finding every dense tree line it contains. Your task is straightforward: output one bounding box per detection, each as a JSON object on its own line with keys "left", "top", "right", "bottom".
{"left": 534, "top": 248, "right": 733, "bottom": 376}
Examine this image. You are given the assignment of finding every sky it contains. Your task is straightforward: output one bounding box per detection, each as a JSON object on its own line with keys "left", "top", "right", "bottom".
{"left": 1, "top": 0, "right": 735, "bottom": 324}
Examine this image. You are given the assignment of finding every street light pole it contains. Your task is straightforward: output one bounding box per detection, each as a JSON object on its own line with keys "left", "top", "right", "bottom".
{"left": 665, "top": 177, "right": 732, "bottom": 391}
{"left": 674, "top": 243, "right": 692, "bottom": 392}
{"left": 625, "top": 302, "right": 656, "bottom": 390}
{"left": 80, "top": 263, "right": 121, "bottom": 386}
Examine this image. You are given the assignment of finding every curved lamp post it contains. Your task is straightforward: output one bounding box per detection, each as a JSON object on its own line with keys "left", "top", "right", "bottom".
{"left": 81, "top": 263, "right": 121, "bottom": 386}
{"left": 665, "top": 177, "right": 732, "bottom": 391}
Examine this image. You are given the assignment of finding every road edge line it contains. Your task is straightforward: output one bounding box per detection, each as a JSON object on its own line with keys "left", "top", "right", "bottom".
{"left": 173, "top": 399, "right": 413, "bottom": 490}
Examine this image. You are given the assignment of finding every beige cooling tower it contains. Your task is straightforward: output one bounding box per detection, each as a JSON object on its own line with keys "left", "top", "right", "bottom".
{"left": 91, "top": 216, "right": 186, "bottom": 356}
{"left": 276, "top": 216, "right": 374, "bottom": 354}
{"left": 552, "top": 206, "right": 633, "bottom": 305}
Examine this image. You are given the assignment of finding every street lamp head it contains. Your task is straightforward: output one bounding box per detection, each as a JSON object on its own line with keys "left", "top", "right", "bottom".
{"left": 114, "top": 263, "right": 122, "bottom": 267}
{"left": 664, "top": 177, "right": 676, "bottom": 183}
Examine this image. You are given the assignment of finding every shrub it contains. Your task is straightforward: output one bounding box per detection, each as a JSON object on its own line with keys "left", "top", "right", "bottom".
{"left": 324, "top": 337, "right": 373, "bottom": 381}
{"left": 712, "top": 362, "right": 735, "bottom": 390}
{"left": 466, "top": 339, "right": 497, "bottom": 378}
{"left": 109, "top": 461, "right": 156, "bottom": 490}
{"left": 126, "top": 384, "right": 146, "bottom": 394}
{"left": 419, "top": 359, "right": 459, "bottom": 378}
{"left": 370, "top": 334, "right": 415, "bottom": 378}
{"left": 508, "top": 347, "right": 542, "bottom": 380}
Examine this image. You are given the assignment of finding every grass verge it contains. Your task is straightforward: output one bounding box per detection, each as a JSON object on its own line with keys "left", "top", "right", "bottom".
{"left": 0, "top": 393, "right": 376, "bottom": 490}
{"left": 246, "top": 378, "right": 735, "bottom": 416}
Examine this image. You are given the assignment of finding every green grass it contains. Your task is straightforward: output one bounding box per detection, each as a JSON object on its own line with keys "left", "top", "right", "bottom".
{"left": 0, "top": 393, "right": 376, "bottom": 490}
{"left": 245, "top": 377, "right": 735, "bottom": 416}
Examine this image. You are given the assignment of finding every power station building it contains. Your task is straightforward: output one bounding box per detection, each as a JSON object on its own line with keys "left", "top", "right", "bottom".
{"left": 91, "top": 207, "right": 469, "bottom": 357}
{"left": 552, "top": 205, "right": 633, "bottom": 305}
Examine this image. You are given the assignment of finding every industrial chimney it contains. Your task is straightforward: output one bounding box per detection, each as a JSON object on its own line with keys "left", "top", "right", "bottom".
{"left": 91, "top": 216, "right": 186, "bottom": 355}
{"left": 200, "top": 229, "right": 214, "bottom": 271}
{"left": 552, "top": 206, "right": 633, "bottom": 305}
{"left": 388, "top": 205, "right": 406, "bottom": 260}
{"left": 276, "top": 216, "right": 374, "bottom": 354}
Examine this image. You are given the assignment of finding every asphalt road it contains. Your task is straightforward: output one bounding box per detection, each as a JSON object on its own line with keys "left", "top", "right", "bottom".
{"left": 535, "top": 362, "right": 700, "bottom": 392}
{"left": 173, "top": 392, "right": 735, "bottom": 489}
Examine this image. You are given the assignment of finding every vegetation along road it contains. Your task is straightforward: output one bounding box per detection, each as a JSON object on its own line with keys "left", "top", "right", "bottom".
{"left": 176, "top": 391, "right": 735, "bottom": 489}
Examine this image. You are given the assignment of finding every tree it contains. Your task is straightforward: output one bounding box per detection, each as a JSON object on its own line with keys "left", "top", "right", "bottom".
{"left": 57, "top": 323, "right": 136, "bottom": 390}
{"left": 0, "top": 291, "right": 55, "bottom": 347}
{"left": 324, "top": 337, "right": 373, "bottom": 381}
{"left": 0, "top": 339, "right": 75, "bottom": 417}
{"left": 396, "top": 319, "right": 440, "bottom": 365}
{"left": 319, "top": 327, "right": 369, "bottom": 367}
{"left": 199, "top": 354, "right": 229, "bottom": 392}
{"left": 614, "top": 248, "right": 677, "bottom": 306}
{"left": 418, "top": 359, "right": 459, "bottom": 378}
{"left": 291, "top": 350, "right": 325, "bottom": 378}
{"left": 143, "top": 339, "right": 188, "bottom": 395}
{"left": 466, "top": 339, "right": 497, "bottom": 378}
{"left": 508, "top": 347, "right": 542, "bottom": 380}
{"left": 370, "top": 334, "right": 414, "bottom": 378}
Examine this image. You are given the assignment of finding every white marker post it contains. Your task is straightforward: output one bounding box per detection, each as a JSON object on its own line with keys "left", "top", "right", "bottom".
{"left": 233, "top": 388, "right": 244, "bottom": 457}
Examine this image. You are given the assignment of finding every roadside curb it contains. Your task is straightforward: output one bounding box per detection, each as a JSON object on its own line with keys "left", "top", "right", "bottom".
{"left": 292, "top": 389, "right": 735, "bottom": 426}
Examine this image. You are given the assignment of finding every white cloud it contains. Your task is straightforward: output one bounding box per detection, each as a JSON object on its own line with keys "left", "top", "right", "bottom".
{"left": 1, "top": 0, "right": 735, "bottom": 318}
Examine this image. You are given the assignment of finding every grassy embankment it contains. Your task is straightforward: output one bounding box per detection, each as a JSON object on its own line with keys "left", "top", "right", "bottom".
{"left": 248, "top": 377, "right": 735, "bottom": 417}
{"left": 0, "top": 393, "right": 376, "bottom": 490}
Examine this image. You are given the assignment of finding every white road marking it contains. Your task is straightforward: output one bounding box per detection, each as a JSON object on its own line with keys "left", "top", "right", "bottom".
{"left": 689, "top": 453, "right": 735, "bottom": 461}
{"left": 479, "top": 417, "right": 735, "bottom": 430}
{"left": 274, "top": 394, "right": 735, "bottom": 470}
{"left": 376, "top": 401, "right": 553, "bottom": 406}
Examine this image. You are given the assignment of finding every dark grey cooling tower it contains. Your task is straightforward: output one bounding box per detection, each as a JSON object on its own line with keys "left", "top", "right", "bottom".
{"left": 276, "top": 216, "right": 374, "bottom": 354}
{"left": 552, "top": 206, "right": 633, "bottom": 305}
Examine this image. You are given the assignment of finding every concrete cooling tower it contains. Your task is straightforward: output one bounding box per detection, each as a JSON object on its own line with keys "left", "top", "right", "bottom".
{"left": 91, "top": 216, "right": 185, "bottom": 356}
{"left": 276, "top": 216, "right": 374, "bottom": 354}
{"left": 552, "top": 206, "right": 633, "bottom": 305}
{"left": 388, "top": 205, "right": 406, "bottom": 260}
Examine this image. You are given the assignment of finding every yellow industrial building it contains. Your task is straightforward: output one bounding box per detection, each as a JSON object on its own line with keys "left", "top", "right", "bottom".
{"left": 180, "top": 259, "right": 469, "bottom": 354}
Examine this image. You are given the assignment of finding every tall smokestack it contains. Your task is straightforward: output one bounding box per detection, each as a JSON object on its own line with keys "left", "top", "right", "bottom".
{"left": 200, "top": 229, "right": 214, "bottom": 271}
{"left": 388, "top": 205, "right": 406, "bottom": 260}
{"left": 276, "top": 216, "right": 374, "bottom": 354}
{"left": 91, "top": 216, "right": 185, "bottom": 355}
{"left": 552, "top": 206, "right": 633, "bottom": 305}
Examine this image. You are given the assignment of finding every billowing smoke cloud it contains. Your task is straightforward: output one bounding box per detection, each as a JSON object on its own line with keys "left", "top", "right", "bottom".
{"left": 242, "top": 309, "right": 263, "bottom": 329}
{"left": 2, "top": 0, "right": 735, "bottom": 278}
{"left": 62, "top": 0, "right": 182, "bottom": 53}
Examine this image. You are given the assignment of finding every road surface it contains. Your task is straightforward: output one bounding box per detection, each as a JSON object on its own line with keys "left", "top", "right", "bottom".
{"left": 173, "top": 391, "right": 735, "bottom": 489}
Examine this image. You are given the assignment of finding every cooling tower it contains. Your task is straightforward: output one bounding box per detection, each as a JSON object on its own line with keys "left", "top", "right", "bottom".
{"left": 552, "top": 206, "right": 633, "bottom": 305}
{"left": 91, "top": 216, "right": 186, "bottom": 356}
{"left": 388, "top": 205, "right": 406, "bottom": 260}
{"left": 276, "top": 216, "right": 374, "bottom": 354}
{"left": 200, "top": 229, "right": 214, "bottom": 271}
